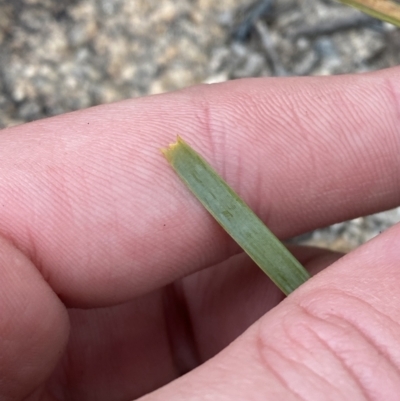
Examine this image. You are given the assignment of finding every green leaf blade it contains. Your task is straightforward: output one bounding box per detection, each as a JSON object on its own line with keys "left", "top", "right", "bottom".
{"left": 338, "top": 0, "right": 400, "bottom": 27}
{"left": 162, "top": 136, "right": 310, "bottom": 295}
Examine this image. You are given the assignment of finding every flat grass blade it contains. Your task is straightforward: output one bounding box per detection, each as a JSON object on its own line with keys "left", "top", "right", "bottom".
{"left": 338, "top": 0, "right": 400, "bottom": 26}
{"left": 162, "top": 136, "right": 310, "bottom": 295}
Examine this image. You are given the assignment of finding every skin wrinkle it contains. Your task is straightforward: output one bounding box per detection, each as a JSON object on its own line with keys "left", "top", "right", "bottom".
{"left": 252, "top": 85, "right": 336, "bottom": 228}
{"left": 207, "top": 88, "right": 288, "bottom": 228}
{"left": 315, "top": 83, "right": 388, "bottom": 188}
{"left": 327, "top": 311, "right": 400, "bottom": 378}
{"left": 207, "top": 90, "right": 274, "bottom": 225}
{"left": 186, "top": 93, "right": 217, "bottom": 165}
{"left": 301, "top": 288, "right": 400, "bottom": 371}
{"left": 28, "top": 157, "right": 105, "bottom": 288}
{"left": 327, "top": 86, "right": 364, "bottom": 146}
{"left": 363, "top": 84, "right": 400, "bottom": 181}
{"left": 251, "top": 108, "right": 291, "bottom": 225}
{"left": 197, "top": 91, "right": 257, "bottom": 206}
{"left": 339, "top": 127, "right": 384, "bottom": 194}
{"left": 280, "top": 92, "right": 320, "bottom": 176}
{"left": 38, "top": 168, "right": 79, "bottom": 277}
{"left": 258, "top": 338, "right": 343, "bottom": 401}
{"left": 228, "top": 75, "right": 394, "bottom": 228}
{"left": 292, "top": 314, "right": 372, "bottom": 401}
{"left": 279, "top": 322, "right": 348, "bottom": 398}
{"left": 254, "top": 324, "right": 309, "bottom": 401}
{"left": 296, "top": 292, "right": 400, "bottom": 399}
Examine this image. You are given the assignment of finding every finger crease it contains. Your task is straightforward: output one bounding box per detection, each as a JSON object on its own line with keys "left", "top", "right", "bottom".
{"left": 162, "top": 281, "right": 201, "bottom": 376}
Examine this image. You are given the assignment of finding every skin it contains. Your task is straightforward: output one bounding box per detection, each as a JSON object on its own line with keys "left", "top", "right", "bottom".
{"left": 0, "top": 67, "right": 399, "bottom": 401}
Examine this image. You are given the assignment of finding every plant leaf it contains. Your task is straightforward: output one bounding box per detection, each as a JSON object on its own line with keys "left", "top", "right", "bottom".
{"left": 338, "top": 0, "right": 400, "bottom": 26}
{"left": 162, "top": 136, "right": 310, "bottom": 295}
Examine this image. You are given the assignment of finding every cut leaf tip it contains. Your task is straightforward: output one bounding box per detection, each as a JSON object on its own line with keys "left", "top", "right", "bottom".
{"left": 161, "top": 136, "right": 185, "bottom": 158}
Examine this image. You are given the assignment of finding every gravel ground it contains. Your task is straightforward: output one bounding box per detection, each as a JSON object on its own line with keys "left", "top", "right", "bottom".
{"left": 0, "top": 0, "right": 399, "bottom": 251}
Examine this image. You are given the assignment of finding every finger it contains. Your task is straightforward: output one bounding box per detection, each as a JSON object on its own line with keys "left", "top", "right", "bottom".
{"left": 140, "top": 224, "right": 400, "bottom": 401}
{"left": 0, "top": 68, "right": 398, "bottom": 306}
{"left": 0, "top": 237, "right": 68, "bottom": 400}
{"left": 45, "top": 246, "right": 341, "bottom": 400}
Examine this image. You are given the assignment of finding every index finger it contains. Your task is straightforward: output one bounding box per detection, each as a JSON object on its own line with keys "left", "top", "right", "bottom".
{"left": 0, "top": 68, "right": 398, "bottom": 306}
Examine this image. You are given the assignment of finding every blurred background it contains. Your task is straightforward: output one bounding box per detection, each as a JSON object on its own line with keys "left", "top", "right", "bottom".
{"left": 0, "top": 0, "right": 399, "bottom": 251}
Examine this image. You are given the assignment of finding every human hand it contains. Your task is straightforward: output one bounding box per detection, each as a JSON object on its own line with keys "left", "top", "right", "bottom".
{"left": 1, "top": 67, "right": 399, "bottom": 400}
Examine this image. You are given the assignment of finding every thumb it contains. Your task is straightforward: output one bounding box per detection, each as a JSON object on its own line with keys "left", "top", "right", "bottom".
{"left": 0, "top": 236, "right": 68, "bottom": 400}
{"left": 140, "top": 224, "right": 400, "bottom": 401}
